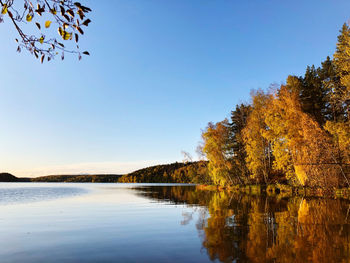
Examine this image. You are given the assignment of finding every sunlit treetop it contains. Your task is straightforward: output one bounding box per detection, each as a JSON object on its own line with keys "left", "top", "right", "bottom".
{"left": 0, "top": 0, "right": 91, "bottom": 62}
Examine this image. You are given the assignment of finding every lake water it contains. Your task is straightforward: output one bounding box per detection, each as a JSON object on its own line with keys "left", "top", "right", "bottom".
{"left": 0, "top": 183, "right": 349, "bottom": 263}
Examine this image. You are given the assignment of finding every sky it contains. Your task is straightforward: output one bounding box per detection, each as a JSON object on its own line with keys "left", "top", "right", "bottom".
{"left": 0, "top": 0, "right": 350, "bottom": 177}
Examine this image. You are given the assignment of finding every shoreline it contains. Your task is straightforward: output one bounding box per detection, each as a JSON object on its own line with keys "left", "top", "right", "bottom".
{"left": 196, "top": 184, "right": 350, "bottom": 199}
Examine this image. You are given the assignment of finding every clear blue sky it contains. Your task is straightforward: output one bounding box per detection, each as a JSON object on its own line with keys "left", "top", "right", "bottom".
{"left": 0, "top": 0, "right": 349, "bottom": 176}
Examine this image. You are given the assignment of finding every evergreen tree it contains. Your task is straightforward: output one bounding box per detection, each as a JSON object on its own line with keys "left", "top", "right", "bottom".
{"left": 230, "top": 104, "right": 251, "bottom": 182}
{"left": 333, "top": 23, "right": 350, "bottom": 120}
{"left": 319, "top": 56, "right": 345, "bottom": 122}
{"left": 299, "top": 65, "right": 326, "bottom": 125}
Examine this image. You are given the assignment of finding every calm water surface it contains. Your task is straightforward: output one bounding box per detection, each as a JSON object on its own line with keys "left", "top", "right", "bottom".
{"left": 0, "top": 183, "right": 349, "bottom": 263}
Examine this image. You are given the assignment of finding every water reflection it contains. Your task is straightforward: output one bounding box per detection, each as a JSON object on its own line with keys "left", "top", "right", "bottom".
{"left": 135, "top": 186, "right": 350, "bottom": 263}
{"left": 0, "top": 186, "right": 86, "bottom": 205}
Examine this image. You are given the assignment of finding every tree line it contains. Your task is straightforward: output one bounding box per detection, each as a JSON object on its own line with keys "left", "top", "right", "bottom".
{"left": 29, "top": 161, "right": 210, "bottom": 183}
{"left": 200, "top": 24, "right": 350, "bottom": 189}
{"left": 118, "top": 161, "right": 209, "bottom": 184}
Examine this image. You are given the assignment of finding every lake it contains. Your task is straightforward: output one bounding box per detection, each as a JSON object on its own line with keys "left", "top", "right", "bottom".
{"left": 0, "top": 183, "right": 349, "bottom": 262}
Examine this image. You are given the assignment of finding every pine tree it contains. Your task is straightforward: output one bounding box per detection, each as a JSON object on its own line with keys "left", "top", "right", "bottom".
{"left": 298, "top": 66, "right": 327, "bottom": 125}
{"left": 333, "top": 23, "right": 350, "bottom": 120}
{"left": 230, "top": 104, "right": 251, "bottom": 182}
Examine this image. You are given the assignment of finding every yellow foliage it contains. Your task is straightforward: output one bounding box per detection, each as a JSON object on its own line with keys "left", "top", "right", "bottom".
{"left": 297, "top": 199, "right": 309, "bottom": 220}
{"left": 294, "top": 165, "right": 307, "bottom": 186}
{"left": 45, "top": 20, "right": 52, "bottom": 28}
{"left": 201, "top": 119, "right": 234, "bottom": 185}
{"left": 324, "top": 120, "right": 350, "bottom": 162}
{"left": 242, "top": 90, "right": 272, "bottom": 183}
{"left": 263, "top": 85, "right": 340, "bottom": 187}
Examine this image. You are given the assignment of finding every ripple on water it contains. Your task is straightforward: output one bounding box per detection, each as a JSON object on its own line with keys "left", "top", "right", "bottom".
{"left": 0, "top": 186, "right": 87, "bottom": 205}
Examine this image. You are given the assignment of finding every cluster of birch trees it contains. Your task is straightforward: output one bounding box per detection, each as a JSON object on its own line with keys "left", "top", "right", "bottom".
{"left": 200, "top": 24, "right": 350, "bottom": 188}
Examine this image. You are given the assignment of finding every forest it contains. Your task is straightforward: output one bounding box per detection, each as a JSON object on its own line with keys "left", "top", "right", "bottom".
{"left": 118, "top": 161, "right": 209, "bottom": 183}
{"left": 31, "top": 174, "right": 123, "bottom": 183}
{"left": 29, "top": 161, "right": 209, "bottom": 184}
{"left": 199, "top": 24, "right": 350, "bottom": 189}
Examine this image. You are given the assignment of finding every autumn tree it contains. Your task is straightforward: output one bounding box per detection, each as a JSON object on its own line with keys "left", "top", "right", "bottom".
{"left": 324, "top": 121, "right": 350, "bottom": 179}
{"left": 262, "top": 82, "right": 298, "bottom": 182}
{"left": 201, "top": 119, "right": 241, "bottom": 185}
{"left": 242, "top": 90, "right": 273, "bottom": 183}
{"left": 0, "top": 0, "right": 91, "bottom": 62}
{"left": 198, "top": 23, "right": 350, "bottom": 188}
{"left": 265, "top": 84, "right": 344, "bottom": 188}
{"left": 323, "top": 23, "right": 350, "bottom": 183}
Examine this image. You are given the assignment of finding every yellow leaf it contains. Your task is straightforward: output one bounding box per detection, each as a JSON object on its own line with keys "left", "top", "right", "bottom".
{"left": 1, "top": 4, "right": 7, "bottom": 15}
{"left": 62, "top": 32, "right": 71, "bottom": 40}
{"left": 26, "top": 14, "right": 32, "bottom": 22}
{"left": 45, "top": 20, "right": 52, "bottom": 28}
{"left": 39, "top": 36, "right": 44, "bottom": 44}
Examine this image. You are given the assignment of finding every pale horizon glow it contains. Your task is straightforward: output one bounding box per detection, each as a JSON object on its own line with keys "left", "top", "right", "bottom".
{"left": 4, "top": 160, "right": 177, "bottom": 178}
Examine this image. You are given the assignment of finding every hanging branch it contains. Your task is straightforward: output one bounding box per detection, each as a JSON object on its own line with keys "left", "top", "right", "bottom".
{"left": 0, "top": 0, "right": 91, "bottom": 62}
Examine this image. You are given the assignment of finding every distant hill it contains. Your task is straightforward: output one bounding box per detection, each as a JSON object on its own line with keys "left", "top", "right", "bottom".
{"left": 31, "top": 174, "right": 122, "bottom": 183}
{"left": 0, "top": 173, "right": 30, "bottom": 182}
{"left": 30, "top": 161, "right": 210, "bottom": 184}
{"left": 118, "top": 161, "right": 210, "bottom": 184}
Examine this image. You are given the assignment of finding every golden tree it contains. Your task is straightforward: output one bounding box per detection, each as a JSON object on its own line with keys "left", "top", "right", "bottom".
{"left": 242, "top": 90, "right": 273, "bottom": 183}
{"left": 201, "top": 119, "right": 239, "bottom": 185}
{"left": 265, "top": 84, "right": 342, "bottom": 187}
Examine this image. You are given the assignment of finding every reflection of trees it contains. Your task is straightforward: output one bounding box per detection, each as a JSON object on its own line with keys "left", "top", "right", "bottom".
{"left": 135, "top": 186, "right": 350, "bottom": 263}
{"left": 294, "top": 199, "right": 350, "bottom": 263}
{"left": 264, "top": 198, "right": 350, "bottom": 263}
{"left": 200, "top": 191, "right": 249, "bottom": 262}
{"left": 200, "top": 193, "right": 290, "bottom": 263}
